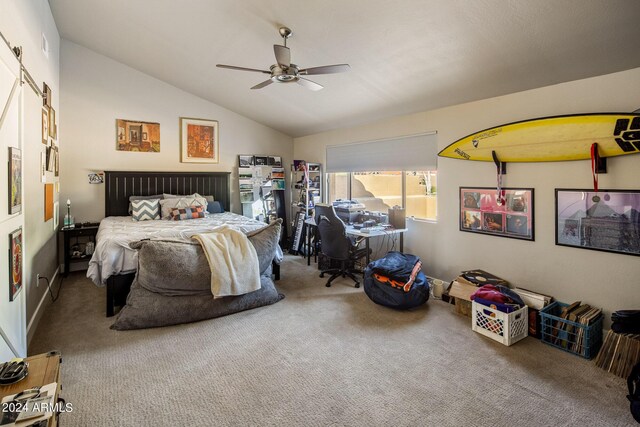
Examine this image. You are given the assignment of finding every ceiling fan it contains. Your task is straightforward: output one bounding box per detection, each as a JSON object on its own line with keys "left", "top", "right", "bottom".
{"left": 216, "top": 26, "right": 350, "bottom": 91}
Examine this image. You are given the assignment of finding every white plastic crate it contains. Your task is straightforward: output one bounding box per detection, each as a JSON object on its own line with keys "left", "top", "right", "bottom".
{"left": 471, "top": 300, "right": 528, "bottom": 346}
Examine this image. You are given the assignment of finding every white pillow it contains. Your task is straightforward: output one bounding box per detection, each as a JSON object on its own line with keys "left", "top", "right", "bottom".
{"left": 163, "top": 193, "right": 204, "bottom": 199}
{"left": 159, "top": 196, "right": 207, "bottom": 219}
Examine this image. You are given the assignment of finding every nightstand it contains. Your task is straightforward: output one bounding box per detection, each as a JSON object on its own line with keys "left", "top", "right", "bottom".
{"left": 61, "top": 224, "right": 99, "bottom": 277}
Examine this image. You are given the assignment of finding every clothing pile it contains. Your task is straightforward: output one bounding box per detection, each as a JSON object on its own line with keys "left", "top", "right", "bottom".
{"left": 612, "top": 310, "right": 640, "bottom": 334}
{"left": 470, "top": 284, "right": 525, "bottom": 313}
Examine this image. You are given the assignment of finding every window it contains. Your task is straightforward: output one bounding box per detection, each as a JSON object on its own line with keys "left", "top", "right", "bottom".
{"left": 351, "top": 171, "right": 402, "bottom": 212}
{"left": 328, "top": 172, "right": 349, "bottom": 202}
{"left": 405, "top": 171, "right": 437, "bottom": 220}
{"left": 327, "top": 170, "right": 437, "bottom": 221}
{"left": 325, "top": 131, "right": 438, "bottom": 220}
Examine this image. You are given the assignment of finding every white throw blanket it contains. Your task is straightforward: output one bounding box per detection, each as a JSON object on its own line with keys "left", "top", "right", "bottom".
{"left": 192, "top": 225, "right": 261, "bottom": 298}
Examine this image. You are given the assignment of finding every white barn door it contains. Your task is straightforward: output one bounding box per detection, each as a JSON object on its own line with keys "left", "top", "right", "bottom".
{"left": 0, "top": 42, "right": 25, "bottom": 359}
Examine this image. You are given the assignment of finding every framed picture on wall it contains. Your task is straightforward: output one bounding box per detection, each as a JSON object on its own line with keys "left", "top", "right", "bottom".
{"left": 555, "top": 189, "right": 640, "bottom": 256}
{"left": 9, "top": 227, "right": 23, "bottom": 301}
{"left": 180, "top": 117, "right": 219, "bottom": 163}
{"left": 254, "top": 156, "right": 268, "bottom": 166}
{"left": 116, "top": 119, "right": 160, "bottom": 152}
{"left": 8, "top": 147, "right": 21, "bottom": 214}
{"left": 42, "top": 107, "right": 49, "bottom": 145}
{"left": 42, "top": 83, "right": 51, "bottom": 107}
{"left": 459, "top": 187, "right": 534, "bottom": 241}
{"left": 48, "top": 107, "right": 56, "bottom": 139}
{"left": 238, "top": 155, "right": 254, "bottom": 168}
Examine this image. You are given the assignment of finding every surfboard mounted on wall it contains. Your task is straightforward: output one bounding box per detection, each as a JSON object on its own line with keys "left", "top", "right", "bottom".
{"left": 438, "top": 113, "right": 640, "bottom": 162}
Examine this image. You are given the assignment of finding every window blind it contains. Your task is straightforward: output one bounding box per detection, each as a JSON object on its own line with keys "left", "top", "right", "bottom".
{"left": 325, "top": 131, "right": 438, "bottom": 173}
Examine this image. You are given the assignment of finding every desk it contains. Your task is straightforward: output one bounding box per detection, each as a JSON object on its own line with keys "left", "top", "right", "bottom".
{"left": 346, "top": 226, "right": 407, "bottom": 266}
{"left": 305, "top": 217, "right": 407, "bottom": 267}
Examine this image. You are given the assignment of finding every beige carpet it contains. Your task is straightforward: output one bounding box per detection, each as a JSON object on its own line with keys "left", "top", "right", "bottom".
{"left": 30, "top": 256, "right": 634, "bottom": 426}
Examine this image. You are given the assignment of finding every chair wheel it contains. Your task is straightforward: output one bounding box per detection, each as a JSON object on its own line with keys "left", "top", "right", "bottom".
{"left": 320, "top": 273, "right": 325, "bottom": 278}
{"left": 326, "top": 283, "right": 331, "bottom": 287}
{"left": 355, "top": 283, "right": 360, "bottom": 288}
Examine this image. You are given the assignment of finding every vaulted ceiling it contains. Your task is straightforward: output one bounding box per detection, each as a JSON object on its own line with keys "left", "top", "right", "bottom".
{"left": 50, "top": 0, "right": 640, "bottom": 137}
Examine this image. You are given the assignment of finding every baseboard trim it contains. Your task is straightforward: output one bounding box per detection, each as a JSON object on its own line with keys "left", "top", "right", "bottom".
{"left": 27, "top": 268, "right": 58, "bottom": 345}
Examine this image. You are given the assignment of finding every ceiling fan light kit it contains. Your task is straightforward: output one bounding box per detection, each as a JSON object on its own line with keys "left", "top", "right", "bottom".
{"left": 216, "top": 26, "right": 350, "bottom": 91}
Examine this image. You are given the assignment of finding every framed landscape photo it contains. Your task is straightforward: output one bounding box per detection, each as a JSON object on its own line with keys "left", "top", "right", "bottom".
{"left": 238, "top": 155, "right": 254, "bottom": 168}
{"left": 180, "top": 117, "right": 218, "bottom": 163}
{"left": 556, "top": 189, "right": 640, "bottom": 256}
{"left": 460, "top": 187, "right": 534, "bottom": 241}
{"left": 8, "top": 147, "right": 21, "bottom": 214}
{"left": 9, "top": 227, "right": 23, "bottom": 301}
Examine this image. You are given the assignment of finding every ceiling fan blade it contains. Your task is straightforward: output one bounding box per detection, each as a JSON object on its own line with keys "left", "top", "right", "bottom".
{"left": 300, "top": 64, "right": 351, "bottom": 75}
{"left": 251, "top": 79, "right": 274, "bottom": 90}
{"left": 296, "top": 77, "right": 323, "bottom": 91}
{"left": 216, "top": 64, "right": 271, "bottom": 74}
{"left": 274, "top": 45, "right": 290, "bottom": 68}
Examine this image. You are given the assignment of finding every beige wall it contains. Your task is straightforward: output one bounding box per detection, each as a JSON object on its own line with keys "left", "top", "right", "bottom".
{"left": 60, "top": 40, "right": 293, "bottom": 221}
{"left": 294, "top": 68, "right": 640, "bottom": 324}
{"left": 0, "top": 0, "right": 61, "bottom": 350}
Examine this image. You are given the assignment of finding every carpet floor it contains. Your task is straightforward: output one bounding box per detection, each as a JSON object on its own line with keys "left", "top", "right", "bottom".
{"left": 30, "top": 256, "right": 633, "bottom": 426}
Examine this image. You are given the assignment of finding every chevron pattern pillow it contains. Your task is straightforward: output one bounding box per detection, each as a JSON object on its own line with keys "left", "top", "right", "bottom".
{"left": 131, "top": 199, "right": 160, "bottom": 221}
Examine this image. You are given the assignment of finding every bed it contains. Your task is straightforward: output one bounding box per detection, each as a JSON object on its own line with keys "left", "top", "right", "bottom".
{"left": 88, "top": 171, "right": 282, "bottom": 316}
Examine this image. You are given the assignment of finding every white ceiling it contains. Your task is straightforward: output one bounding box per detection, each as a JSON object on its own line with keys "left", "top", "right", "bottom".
{"left": 50, "top": 0, "right": 640, "bottom": 137}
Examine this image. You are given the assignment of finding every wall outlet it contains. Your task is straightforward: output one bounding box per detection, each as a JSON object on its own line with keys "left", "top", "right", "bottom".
{"left": 36, "top": 274, "right": 41, "bottom": 287}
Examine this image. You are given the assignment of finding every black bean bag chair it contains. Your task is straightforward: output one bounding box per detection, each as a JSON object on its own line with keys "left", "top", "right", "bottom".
{"left": 364, "top": 251, "right": 429, "bottom": 310}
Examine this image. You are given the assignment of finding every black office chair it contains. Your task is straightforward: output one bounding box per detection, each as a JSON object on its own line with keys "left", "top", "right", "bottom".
{"left": 314, "top": 204, "right": 368, "bottom": 288}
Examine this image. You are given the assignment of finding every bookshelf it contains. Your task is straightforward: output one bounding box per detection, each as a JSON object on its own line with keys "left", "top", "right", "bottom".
{"left": 238, "top": 156, "right": 287, "bottom": 241}
{"left": 289, "top": 161, "right": 322, "bottom": 254}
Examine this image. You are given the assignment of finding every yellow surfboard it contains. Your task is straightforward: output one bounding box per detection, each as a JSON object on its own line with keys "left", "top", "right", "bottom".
{"left": 438, "top": 113, "right": 640, "bottom": 162}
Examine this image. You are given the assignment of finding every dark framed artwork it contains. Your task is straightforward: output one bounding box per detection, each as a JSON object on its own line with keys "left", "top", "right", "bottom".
{"left": 9, "top": 227, "right": 23, "bottom": 301}
{"left": 254, "top": 156, "right": 268, "bottom": 166}
{"left": 460, "top": 187, "right": 534, "bottom": 241}
{"left": 238, "top": 155, "right": 254, "bottom": 168}
{"left": 555, "top": 189, "right": 640, "bottom": 256}
{"left": 8, "top": 147, "right": 21, "bottom": 214}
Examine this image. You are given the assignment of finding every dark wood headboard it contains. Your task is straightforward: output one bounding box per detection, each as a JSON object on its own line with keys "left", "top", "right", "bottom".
{"left": 104, "top": 171, "right": 231, "bottom": 217}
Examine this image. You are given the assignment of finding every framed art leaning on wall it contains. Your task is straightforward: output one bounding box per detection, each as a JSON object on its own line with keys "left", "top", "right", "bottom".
{"left": 180, "top": 117, "right": 219, "bottom": 163}
{"left": 556, "top": 189, "right": 640, "bottom": 256}
{"left": 460, "top": 187, "right": 534, "bottom": 241}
